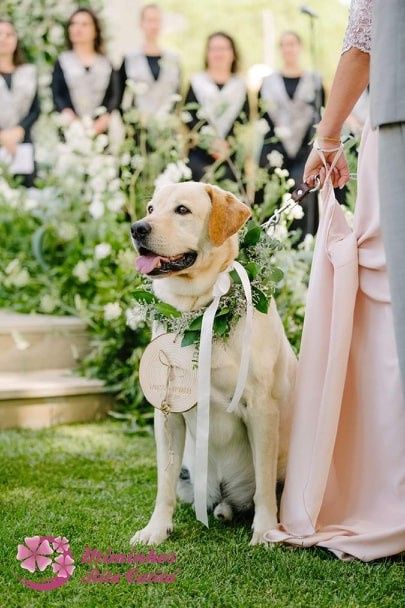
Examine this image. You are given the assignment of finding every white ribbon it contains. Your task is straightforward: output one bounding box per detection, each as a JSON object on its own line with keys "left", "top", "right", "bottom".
{"left": 194, "top": 260, "right": 254, "bottom": 527}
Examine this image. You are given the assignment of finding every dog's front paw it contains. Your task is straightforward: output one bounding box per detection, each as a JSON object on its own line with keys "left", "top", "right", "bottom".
{"left": 130, "top": 522, "right": 172, "bottom": 546}
{"left": 249, "top": 513, "right": 278, "bottom": 547}
{"left": 249, "top": 528, "right": 276, "bottom": 547}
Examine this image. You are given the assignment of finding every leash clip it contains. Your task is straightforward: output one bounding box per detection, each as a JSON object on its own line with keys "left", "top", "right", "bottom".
{"left": 262, "top": 177, "right": 320, "bottom": 236}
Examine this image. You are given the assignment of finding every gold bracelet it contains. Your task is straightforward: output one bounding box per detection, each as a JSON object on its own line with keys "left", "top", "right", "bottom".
{"left": 316, "top": 134, "right": 341, "bottom": 143}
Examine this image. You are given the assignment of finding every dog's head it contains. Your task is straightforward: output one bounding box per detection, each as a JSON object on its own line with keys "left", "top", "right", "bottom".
{"left": 131, "top": 182, "right": 251, "bottom": 278}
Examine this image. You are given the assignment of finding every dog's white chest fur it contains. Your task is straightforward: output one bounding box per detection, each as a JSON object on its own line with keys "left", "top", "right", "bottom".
{"left": 174, "top": 299, "right": 295, "bottom": 513}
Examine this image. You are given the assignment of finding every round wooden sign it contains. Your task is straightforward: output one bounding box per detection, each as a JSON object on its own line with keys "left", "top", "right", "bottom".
{"left": 139, "top": 333, "right": 198, "bottom": 413}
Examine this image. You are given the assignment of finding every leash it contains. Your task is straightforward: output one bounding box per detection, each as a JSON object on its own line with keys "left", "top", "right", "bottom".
{"left": 262, "top": 177, "right": 321, "bottom": 236}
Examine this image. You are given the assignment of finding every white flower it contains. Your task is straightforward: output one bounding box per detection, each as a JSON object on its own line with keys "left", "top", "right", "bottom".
{"left": 131, "top": 155, "right": 145, "bottom": 170}
{"left": 73, "top": 261, "right": 91, "bottom": 283}
{"left": 95, "top": 243, "right": 112, "bottom": 260}
{"left": 154, "top": 161, "right": 192, "bottom": 189}
{"left": 11, "top": 269, "right": 30, "bottom": 287}
{"left": 89, "top": 198, "right": 104, "bottom": 219}
{"left": 289, "top": 204, "right": 304, "bottom": 220}
{"left": 267, "top": 150, "right": 284, "bottom": 168}
{"left": 94, "top": 134, "right": 109, "bottom": 153}
{"left": 107, "top": 192, "right": 125, "bottom": 212}
{"left": 5, "top": 259, "right": 20, "bottom": 274}
{"left": 199, "top": 125, "right": 216, "bottom": 137}
{"left": 40, "top": 294, "right": 58, "bottom": 313}
{"left": 170, "top": 93, "right": 182, "bottom": 103}
{"left": 108, "top": 178, "right": 120, "bottom": 192}
{"left": 287, "top": 178, "right": 296, "bottom": 188}
{"left": 126, "top": 305, "right": 146, "bottom": 330}
{"left": 272, "top": 223, "right": 288, "bottom": 240}
{"left": 48, "top": 24, "right": 64, "bottom": 45}
{"left": 196, "top": 108, "right": 207, "bottom": 120}
{"left": 120, "top": 153, "right": 131, "bottom": 166}
{"left": 94, "top": 105, "right": 107, "bottom": 117}
{"left": 256, "top": 118, "right": 269, "bottom": 135}
{"left": 90, "top": 176, "right": 107, "bottom": 193}
{"left": 57, "top": 222, "right": 77, "bottom": 242}
{"left": 24, "top": 196, "right": 39, "bottom": 211}
{"left": 181, "top": 111, "right": 193, "bottom": 124}
{"left": 300, "top": 233, "right": 315, "bottom": 252}
{"left": 4, "top": 259, "right": 30, "bottom": 287}
{"left": 104, "top": 302, "right": 122, "bottom": 321}
{"left": 274, "top": 167, "right": 289, "bottom": 178}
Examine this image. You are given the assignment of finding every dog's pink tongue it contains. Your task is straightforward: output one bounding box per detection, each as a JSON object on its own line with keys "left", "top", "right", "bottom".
{"left": 136, "top": 254, "right": 162, "bottom": 274}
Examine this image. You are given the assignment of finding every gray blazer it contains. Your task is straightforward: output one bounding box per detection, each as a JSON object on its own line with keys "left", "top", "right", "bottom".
{"left": 370, "top": 0, "right": 405, "bottom": 128}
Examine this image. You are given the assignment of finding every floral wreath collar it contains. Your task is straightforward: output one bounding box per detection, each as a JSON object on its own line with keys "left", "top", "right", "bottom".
{"left": 131, "top": 219, "right": 284, "bottom": 348}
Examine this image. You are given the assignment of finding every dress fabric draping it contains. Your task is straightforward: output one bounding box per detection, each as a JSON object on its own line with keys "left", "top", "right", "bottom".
{"left": 264, "top": 117, "right": 405, "bottom": 561}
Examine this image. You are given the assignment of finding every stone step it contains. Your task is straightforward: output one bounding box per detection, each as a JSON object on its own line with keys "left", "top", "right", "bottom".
{"left": 0, "top": 311, "right": 91, "bottom": 373}
{"left": 0, "top": 369, "right": 114, "bottom": 430}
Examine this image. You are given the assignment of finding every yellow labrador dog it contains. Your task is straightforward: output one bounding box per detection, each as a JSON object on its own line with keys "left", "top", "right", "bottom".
{"left": 130, "top": 181, "right": 296, "bottom": 546}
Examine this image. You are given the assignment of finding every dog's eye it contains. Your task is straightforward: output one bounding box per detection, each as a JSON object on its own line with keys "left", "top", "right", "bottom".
{"left": 147, "top": 205, "right": 153, "bottom": 214}
{"left": 175, "top": 205, "right": 191, "bottom": 215}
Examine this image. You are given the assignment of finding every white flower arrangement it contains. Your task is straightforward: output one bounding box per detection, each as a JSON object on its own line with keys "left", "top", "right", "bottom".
{"left": 95, "top": 243, "right": 112, "bottom": 260}
{"left": 154, "top": 161, "right": 192, "bottom": 190}
{"left": 103, "top": 302, "right": 122, "bottom": 321}
{"left": 267, "top": 150, "right": 284, "bottom": 168}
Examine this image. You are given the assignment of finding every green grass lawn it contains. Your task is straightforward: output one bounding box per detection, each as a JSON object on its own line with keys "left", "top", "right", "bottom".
{"left": 0, "top": 420, "right": 403, "bottom": 608}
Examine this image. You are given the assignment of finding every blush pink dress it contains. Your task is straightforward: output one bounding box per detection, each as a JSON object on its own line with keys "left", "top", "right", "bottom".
{"left": 264, "top": 0, "right": 405, "bottom": 561}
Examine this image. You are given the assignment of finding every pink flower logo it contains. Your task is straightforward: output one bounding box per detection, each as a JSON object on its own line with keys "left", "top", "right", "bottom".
{"left": 16, "top": 536, "right": 53, "bottom": 573}
{"left": 16, "top": 535, "right": 74, "bottom": 591}
{"left": 52, "top": 536, "right": 70, "bottom": 554}
{"left": 52, "top": 553, "right": 75, "bottom": 578}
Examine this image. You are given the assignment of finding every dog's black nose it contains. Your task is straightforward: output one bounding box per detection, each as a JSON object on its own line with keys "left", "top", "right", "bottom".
{"left": 131, "top": 221, "right": 152, "bottom": 240}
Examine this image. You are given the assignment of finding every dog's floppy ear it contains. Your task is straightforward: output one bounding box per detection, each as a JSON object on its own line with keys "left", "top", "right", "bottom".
{"left": 206, "top": 184, "right": 252, "bottom": 247}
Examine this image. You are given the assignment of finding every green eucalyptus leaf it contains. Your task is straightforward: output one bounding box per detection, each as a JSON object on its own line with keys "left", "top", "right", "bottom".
{"left": 132, "top": 290, "right": 158, "bottom": 304}
{"left": 155, "top": 302, "right": 182, "bottom": 317}
{"left": 230, "top": 269, "right": 241, "bottom": 284}
{"left": 243, "top": 226, "right": 261, "bottom": 247}
{"left": 181, "top": 330, "right": 200, "bottom": 347}
{"left": 244, "top": 261, "right": 259, "bottom": 279}
{"left": 270, "top": 267, "right": 284, "bottom": 283}
{"left": 252, "top": 286, "right": 269, "bottom": 314}
{"left": 213, "top": 315, "right": 229, "bottom": 336}
{"left": 188, "top": 314, "right": 203, "bottom": 330}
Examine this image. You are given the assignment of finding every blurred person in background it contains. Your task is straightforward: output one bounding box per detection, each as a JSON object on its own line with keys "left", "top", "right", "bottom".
{"left": 0, "top": 19, "right": 40, "bottom": 187}
{"left": 184, "top": 31, "right": 250, "bottom": 183}
{"left": 258, "top": 31, "right": 325, "bottom": 237}
{"left": 51, "top": 8, "right": 116, "bottom": 135}
{"left": 116, "top": 3, "right": 181, "bottom": 121}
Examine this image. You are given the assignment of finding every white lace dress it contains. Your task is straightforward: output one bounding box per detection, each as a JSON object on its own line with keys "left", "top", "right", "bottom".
{"left": 342, "top": 0, "right": 373, "bottom": 53}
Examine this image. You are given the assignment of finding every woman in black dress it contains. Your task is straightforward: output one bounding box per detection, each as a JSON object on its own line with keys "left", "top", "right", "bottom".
{"left": 116, "top": 3, "right": 181, "bottom": 121}
{"left": 51, "top": 8, "right": 116, "bottom": 135}
{"left": 258, "top": 31, "right": 325, "bottom": 236}
{"left": 0, "top": 19, "right": 40, "bottom": 187}
{"left": 184, "top": 32, "right": 250, "bottom": 183}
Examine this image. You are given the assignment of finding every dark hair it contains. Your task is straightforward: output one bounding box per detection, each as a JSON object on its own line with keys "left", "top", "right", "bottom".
{"left": 204, "top": 31, "right": 240, "bottom": 74}
{"left": 140, "top": 3, "right": 161, "bottom": 20}
{"left": 0, "top": 19, "right": 26, "bottom": 66}
{"left": 279, "top": 31, "right": 303, "bottom": 46}
{"left": 66, "top": 8, "right": 105, "bottom": 54}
